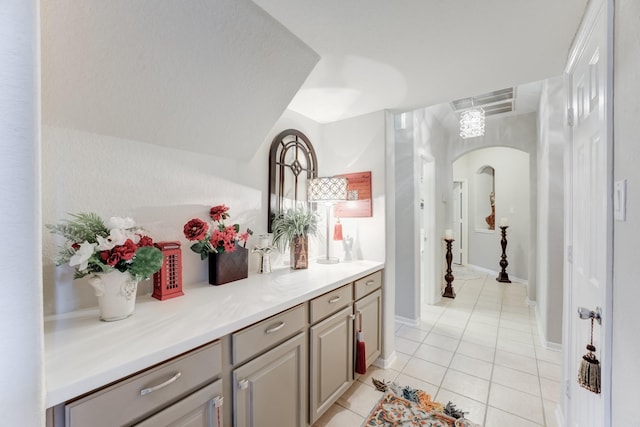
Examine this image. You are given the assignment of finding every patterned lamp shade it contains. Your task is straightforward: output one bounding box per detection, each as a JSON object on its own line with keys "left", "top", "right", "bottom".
{"left": 308, "top": 177, "right": 348, "bottom": 203}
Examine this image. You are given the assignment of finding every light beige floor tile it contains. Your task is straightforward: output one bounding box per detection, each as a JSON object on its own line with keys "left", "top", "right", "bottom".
{"left": 469, "top": 313, "right": 500, "bottom": 326}
{"left": 424, "top": 332, "right": 460, "bottom": 352}
{"left": 461, "top": 330, "right": 498, "bottom": 348}
{"left": 496, "top": 338, "right": 537, "bottom": 358}
{"left": 431, "top": 323, "right": 465, "bottom": 339}
{"left": 393, "top": 373, "right": 439, "bottom": 397}
{"left": 336, "top": 381, "right": 384, "bottom": 418}
{"left": 356, "top": 365, "right": 399, "bottom": 388}
{"left": 500, "top": 318, "right": 533, "bottom": 332}
{"left": 498, "top": 327, "right": 534, "bottom": 345}
{"left": 413, "top": 343, "right": 455, "bottom": 367}
{"left": 485, "top": 406, "right": 544, "bottom": 427}
{"left": 401, "top": 357, "right": 447, "bottom": 386}
{"left": 388, "top": 351, "right": 411, "bottom": 371}
{"left": 450, "top": 353, "right": 493, "bottom": 380}
{"left": 466, "top": 322, "right": 499, "bottom": 336}
{"left": 494, "top": 350, "right": 538, "bottom": 375}
{"left": 537, "top": 360, "right": 562, "bottom": 381}
{"left": 395, "top": 325, "right": 429, "bottom": 342}
{"left": 543, "top": 399, "right": 560, "bottom": 427}
{"left": 491, "top": 365, "right": 540, "bottom": 396}
{"left": 488, "top": 383, "right": 545, "bottom": 424}
{"left": 534, "top": 347, "right": 562, "bottom": 366}
{"left": 395, "top": 336, "right": 420, "bottom": 355}
{"left": 457, "top": 341, "right": 496, "bottom": 363}
{"left": 540, "top": 377, "right": 561, "bottom": 403}
{"left": 435, "top": 388, "right": 487, "bottom": 425}
{"left": 312, "top": 403, "right": 365, "bottom": 427}
{"left": 441, "top": 369, "right": 490, "bottom": 403}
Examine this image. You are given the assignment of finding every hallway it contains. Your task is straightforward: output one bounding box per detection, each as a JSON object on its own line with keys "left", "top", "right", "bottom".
{"left": 313, "top": 266, "right": 563, "bottom": 427}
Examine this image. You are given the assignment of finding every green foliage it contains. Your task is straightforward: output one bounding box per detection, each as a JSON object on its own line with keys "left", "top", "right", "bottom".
{"left": 46, "top": 213, "right": 108, "bottom": 245}
{"left": 127, "top": 246, "right": 164, "bottom": 281}
{"left": 271, "top": 208, "right": 318, "bottom": 252}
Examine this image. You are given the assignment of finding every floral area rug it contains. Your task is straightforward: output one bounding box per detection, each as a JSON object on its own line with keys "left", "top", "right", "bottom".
{"left": 362, "top": 379, "right": 481, "bottom": 427}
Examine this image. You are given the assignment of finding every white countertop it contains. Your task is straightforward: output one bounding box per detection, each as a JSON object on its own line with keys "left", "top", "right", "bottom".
{"left": 44, "top": 260, "right": 384, "bottom": 407}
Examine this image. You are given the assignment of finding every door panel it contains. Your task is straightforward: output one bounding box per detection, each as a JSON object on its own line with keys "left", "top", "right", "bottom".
{"left": 565, "top": 1, "right": 612, "bottom": 426}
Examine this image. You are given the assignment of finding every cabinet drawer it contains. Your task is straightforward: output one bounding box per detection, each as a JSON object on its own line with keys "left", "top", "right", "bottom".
{"left": 232, "top": 304, "right": 306, "bottom": 365}
{"left": 65, "top": 341, "right": 221, "bottom": 427}
{"left": 354, "top": 270, "right": 382, "bottom": 300}
{"left": 309, "top": 283, "right": 353, "bottom": 324}
{"left": 134, "top": 379, "right": 223, "bottom": 427}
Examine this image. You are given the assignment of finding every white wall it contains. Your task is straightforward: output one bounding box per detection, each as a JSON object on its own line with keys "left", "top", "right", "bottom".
{"left": 612, "top": 1, "right": 640, "bottom": 424}
{"left": 536, "top": 77, "right": 565, "bottom": 346}
{"left": 318, "top": 110, "right": 387, "bottom": 264}
{"left": 0, "top": 1, "right": 44, "bottom": 425}
{"left": 453, "top": 147, "right": 530, "bottom": 280}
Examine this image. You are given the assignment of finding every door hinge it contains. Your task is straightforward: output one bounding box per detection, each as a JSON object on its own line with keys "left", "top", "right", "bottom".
{"left": 567, "top": 245, "right": 573, "bottom": 264}
{"left": 567, "top": 107, "right": 574, "bottom": 127}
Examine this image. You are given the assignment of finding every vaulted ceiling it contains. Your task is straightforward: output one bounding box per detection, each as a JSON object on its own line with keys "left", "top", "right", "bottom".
{"left": 41, "top": 1, "right": 588, "bottom": 159}
{"left": 253, "top": 0, "right": 588, "bottom": 123}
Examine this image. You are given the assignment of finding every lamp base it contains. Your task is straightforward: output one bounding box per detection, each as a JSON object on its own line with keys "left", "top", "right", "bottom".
{"left": 317, "top": 257, "right": 340, "bottom": 264}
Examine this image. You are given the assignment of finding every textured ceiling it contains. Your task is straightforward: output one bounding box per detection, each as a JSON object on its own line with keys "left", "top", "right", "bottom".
{"left": 253, "top": 0, "right": 588, "bottom": 123}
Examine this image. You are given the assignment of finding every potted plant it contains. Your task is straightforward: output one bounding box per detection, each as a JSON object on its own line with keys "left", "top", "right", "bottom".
{"left": 47, "top": 213, "right": 164, "bottom": 321}
{"left": 271, "top": 207, "right": 319, "bottom": 269}
{"left": 183, "top": 204, "right": 253, "bottom": 285}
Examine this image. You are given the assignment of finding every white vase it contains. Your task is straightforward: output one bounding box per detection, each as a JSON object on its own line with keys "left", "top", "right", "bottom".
{"left": 88, "top": 270, "right": 139, "bottom": 321}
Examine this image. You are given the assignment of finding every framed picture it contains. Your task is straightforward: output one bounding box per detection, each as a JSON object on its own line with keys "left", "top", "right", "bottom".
{"left": 334, "top": 171, "right": 372, "bottom": 217}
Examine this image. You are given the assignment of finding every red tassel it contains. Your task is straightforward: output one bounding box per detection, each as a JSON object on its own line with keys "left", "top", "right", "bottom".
{"left": 333, "top": 218, "right": 343, "bottom": 241}
{"left": 355, "top": 311, "right": 367, "bottom": 375}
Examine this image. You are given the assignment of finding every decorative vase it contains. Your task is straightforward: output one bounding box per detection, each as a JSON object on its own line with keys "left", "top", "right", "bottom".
{"left": 290, "top": 235, "right": 308, "bottom": 270}
{"left": 88, "top": 270, "right": 139, "bottom": 321}
{"left": 208, "top": 245, "right": 249, "bottom": 285}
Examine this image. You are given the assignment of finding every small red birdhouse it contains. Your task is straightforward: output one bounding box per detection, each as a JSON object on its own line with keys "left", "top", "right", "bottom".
{"left": 152, "top": 241, "right": 184, "bottom": 301}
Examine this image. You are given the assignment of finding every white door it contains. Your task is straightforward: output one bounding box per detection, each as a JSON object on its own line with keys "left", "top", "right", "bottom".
{"left": 564, "top": 0, "right": 612, "bottom": 426}
{"left": 452, "top": 182, "right": 463, "bottom": 264}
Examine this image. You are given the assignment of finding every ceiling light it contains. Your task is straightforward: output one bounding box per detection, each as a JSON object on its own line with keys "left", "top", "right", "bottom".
{"left": 459, "top": 108, "right": 485, "bottom": 139}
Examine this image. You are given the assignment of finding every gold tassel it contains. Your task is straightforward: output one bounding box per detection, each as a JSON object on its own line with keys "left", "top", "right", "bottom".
{"left": 578, "top": 318, "right": 601, "bottom": 394}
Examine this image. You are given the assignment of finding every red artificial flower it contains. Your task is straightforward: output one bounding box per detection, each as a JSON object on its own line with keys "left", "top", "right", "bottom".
{"left": 224, "top": 241, "right": 237, "bottom": 252}
{"left": 113, "top": 239, "right": 137, "bottom": 261}
{"left": 71, "top": 243, "right": 81, "bottom": 250}
{"left": 209, "top": 205, "right": 230, "bottom": 222}
{"left": 184, "top": 218, "right": 209, "bottom": 241}
{"left": 238, "top": 232, "right": 249, "bottom": 243}
{"left": 137, "top": 235, "right": 154, "bottom": 247}
{"left": 101, "top": 250, "right": 121, "bottom": 267}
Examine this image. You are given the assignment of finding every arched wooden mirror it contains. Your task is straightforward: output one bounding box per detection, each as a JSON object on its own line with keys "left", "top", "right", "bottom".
{"left": 268, "top": 129, "right": 318, "bottom": 232}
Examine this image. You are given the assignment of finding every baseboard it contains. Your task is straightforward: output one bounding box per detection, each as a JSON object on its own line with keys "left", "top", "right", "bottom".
{"left": 374, "top": 351, "right": 397, "bottom": 369}
{"left": 394, "top": 315, "right": 419, "bottom": 327}
{"left": 465, "top": 264, "right": 528, "bottom": 285}
{"left": 534, "top": 305, "right": 563, "bottom": 351}
{"left": 526, "top": 298, "right": 536, "bottom": 307}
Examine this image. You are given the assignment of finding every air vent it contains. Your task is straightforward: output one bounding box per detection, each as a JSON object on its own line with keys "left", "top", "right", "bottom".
{"left": 451, "top": 87, "right": 515, "bottom": 117}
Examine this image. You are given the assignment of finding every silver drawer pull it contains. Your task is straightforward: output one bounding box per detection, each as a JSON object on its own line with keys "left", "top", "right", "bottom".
{"left": 365, "top": 280, "right": 376, "bottom": 286}
{"left": 140, "top": 372, "right": 181, "bottom": 396}
{"left": 265, "top": 321, "right": 285, "bottom": 334}
{"left": 238, "top": 379, "right": 249, "bottom": 390}
{"left": 328, "top": 296, "right": 341, "bottom": 304}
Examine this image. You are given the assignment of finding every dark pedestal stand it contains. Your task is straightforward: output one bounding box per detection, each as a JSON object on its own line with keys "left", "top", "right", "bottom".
{"left": 443, "top": 238, "right": 456, "bottom": 298}
{"left": 496, "top": 226, "right": 512, "bottom": 283}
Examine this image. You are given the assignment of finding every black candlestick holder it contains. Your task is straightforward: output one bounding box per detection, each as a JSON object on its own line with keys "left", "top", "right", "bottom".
{"left": 496, "top": 226, "right": 512, "bottom": 283}
{"left": 443, "top": 238, "right": 456, "bottom": 298}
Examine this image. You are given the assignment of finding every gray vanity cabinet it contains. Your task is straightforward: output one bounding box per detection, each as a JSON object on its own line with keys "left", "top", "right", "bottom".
{"left": 232, "top": 332, "right": 307, "bottom": 427}
{"left": 308, "top": 284, "right": 354, "bottom": 425}
{"left": 355, "top": 288, "right": 382, "bottom": 368}
{"left": 231, "top": 304, "right": 307, "bottom": 427}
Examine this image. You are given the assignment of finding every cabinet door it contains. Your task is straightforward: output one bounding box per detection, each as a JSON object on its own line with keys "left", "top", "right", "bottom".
{"left": 135, "top": 379, "right": 223, "bottom": 427}
{"left": 233, "top": 332, "right": 306, "bottom": 427}
{"left": 309, "top": 305, "right": 354, "bottom": 424}
{"left": 355, "top": 289, "right": 382, "bottom": 368}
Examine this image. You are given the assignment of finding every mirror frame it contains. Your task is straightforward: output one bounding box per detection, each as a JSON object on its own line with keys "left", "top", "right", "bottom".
{"left": 268, "top": 129, "right": 318, "bottom": 232}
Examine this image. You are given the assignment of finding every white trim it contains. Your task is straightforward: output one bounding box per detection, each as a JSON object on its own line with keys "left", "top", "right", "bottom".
{"left": 526, "top": 298, "right": 536, "bottom": 307}
{"left": 394, "top": 315, "right": 419, "bottom": 327}
{"left": 555, "top": 402, "right": 566, "bottom": 427}
{"left": 373, "top": 351, "right": 397, "bottom": 370}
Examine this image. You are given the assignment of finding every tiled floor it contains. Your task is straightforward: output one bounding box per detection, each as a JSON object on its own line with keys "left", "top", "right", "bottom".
{"left": 312, "top": 266, "right": 563, "bottom": 427}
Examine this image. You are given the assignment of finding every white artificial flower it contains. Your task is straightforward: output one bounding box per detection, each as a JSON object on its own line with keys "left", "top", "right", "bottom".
{"left": 107, "top": 216, "right": 135, "bottom": 230}
{"left": 69, "top": 241, "right": 96, "bottom": 271}
{"left": 96, "top": 228, "right": 129, "bottom": 250}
